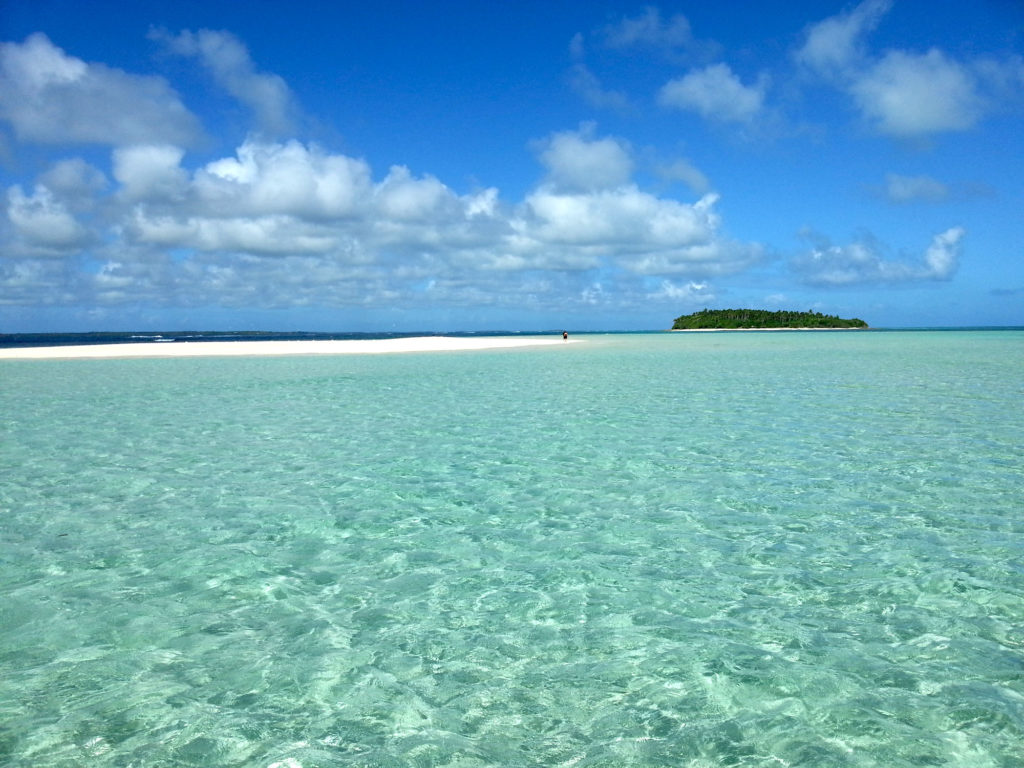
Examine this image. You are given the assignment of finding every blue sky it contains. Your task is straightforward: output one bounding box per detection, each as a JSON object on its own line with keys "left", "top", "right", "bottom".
{"left": 1, "top": 0, "right": 1022, "bottom": 331}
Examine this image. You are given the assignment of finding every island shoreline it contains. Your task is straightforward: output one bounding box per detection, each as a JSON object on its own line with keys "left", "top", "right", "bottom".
{"left": 668, "top": 327, "right": 869, "bottom": 332}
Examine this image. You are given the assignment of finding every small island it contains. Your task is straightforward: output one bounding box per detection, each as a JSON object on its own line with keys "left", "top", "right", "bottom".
{"left": 672, "top": 308, "right": 868, "bottom": 330}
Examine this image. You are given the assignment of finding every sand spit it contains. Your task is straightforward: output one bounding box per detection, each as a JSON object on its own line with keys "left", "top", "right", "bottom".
{"left": 0, "top": 336, "right": 580, "bottom": 360}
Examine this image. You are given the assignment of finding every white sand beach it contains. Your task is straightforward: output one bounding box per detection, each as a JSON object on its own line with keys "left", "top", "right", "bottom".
{"left": 0, "top": 336, "right": 580, "bottom": 360}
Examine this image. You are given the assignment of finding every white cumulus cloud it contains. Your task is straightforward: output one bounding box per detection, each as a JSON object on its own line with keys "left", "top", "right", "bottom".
{"left": 601, "top": 7, "right": 694, "bottom": 52}
{"left": 795, "top": 1, "right": 1017, "bottom": 138}
{"left": 794, "top": 227, "right": 964, "bottom": 285}
{"left": 0, "top": 33, "right": 200, "bottom": 146}
{"left": 154, "top": 28, "right": 297, "bottom": 136}
{"left": 646, "top": 279, "right": 715, "bottom": 303}
{"left": 114, "top": 145, "right": 189, "bottom": 202}
{"left": 923, "top": 227, "right": 964, "bottom": 277}
{"left": 567, "top": 63, "right": 631, "bottom": 111}
{"left": 516, "top": 190, "right": 761, "bottom": 276}
{"left": 2, "top": 127, "right": 766, "bottom": 311}
{"left": 851, "top": 49, "right": 982, "bottom": 136}
{"left": 5, "top": 184, "right": 92, "bottom": 255}
{"left": 194, "top": 139, "right": 373, "bottom": 220}
{"left": 374, "top": 166, "right": 454, "bottom": 221}
{"left": 38, "top": 158, "right": 107, "bottom": 208}
{"left": 0, "top": 259, "right": 78, "bottom": 306}
{"left": 658, "top": 64, "right": 767, "bottom": 123}
{"left": 536, "top": 127, "right": 634, "bottom": 191}
{"left": 883, "top": 173, "right": 949, "bottom": 203}
{"left": 795, "top": 0, "right": 891, "bottom": 76}
{"left": 655, "top": 158, "right": 711, "bottom": 195}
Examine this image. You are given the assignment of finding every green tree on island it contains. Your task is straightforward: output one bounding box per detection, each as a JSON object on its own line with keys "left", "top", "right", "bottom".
{"left": 672, "top": 309, "right": 868, "bottom": 329}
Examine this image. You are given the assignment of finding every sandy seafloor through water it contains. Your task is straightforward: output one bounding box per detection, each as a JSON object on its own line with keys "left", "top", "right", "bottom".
{"left": 1, "top": 330, "right": 1022, "bottom": 767}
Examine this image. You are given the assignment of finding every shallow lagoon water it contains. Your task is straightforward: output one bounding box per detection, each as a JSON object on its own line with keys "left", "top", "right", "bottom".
{"left": 1, "top": 331, "right": 1022, "bottom": 767}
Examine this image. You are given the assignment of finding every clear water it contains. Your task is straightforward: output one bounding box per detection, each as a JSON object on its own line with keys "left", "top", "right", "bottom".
{"left": 1, "top": 331, "right": 1022, "bottom": 767}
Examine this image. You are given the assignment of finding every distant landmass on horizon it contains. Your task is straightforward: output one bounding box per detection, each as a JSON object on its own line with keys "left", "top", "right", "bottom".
{"left": 672, "top": 309, "right": 868, "bottom": 330}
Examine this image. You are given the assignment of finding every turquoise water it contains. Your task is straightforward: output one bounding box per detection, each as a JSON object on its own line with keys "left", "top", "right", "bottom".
{"left": 1, "top": 331, "right": 1022, "bottom": 767}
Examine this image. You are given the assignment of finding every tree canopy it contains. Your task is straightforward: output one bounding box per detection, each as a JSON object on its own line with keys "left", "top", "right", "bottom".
{"left": 672, "top": 309, "right": 868, "bottom": 330}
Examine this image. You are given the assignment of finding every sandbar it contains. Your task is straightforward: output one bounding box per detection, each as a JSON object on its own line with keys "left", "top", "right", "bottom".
{"left": 0, "top": 336, "right": 580, "bottom": 360}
